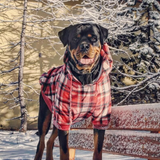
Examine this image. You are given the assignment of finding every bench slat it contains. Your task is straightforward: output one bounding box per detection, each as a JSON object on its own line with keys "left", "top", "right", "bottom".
{"left": 71, "top": 103, "right": 160, "bottom": 131}
{"left": 55, "top": 130, "right": 160, "bottom": 159}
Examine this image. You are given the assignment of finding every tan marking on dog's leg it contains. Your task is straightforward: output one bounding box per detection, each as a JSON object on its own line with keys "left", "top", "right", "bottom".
{"left": 60, "top": 148, "right": 69, "bottom": 160}
{"left": 69, "top": 148, "right": 76, "bottom": 160}
{"left": 93, "top": 131, "right": 101, "bottom": 160}
{"left": 93, "top": 129, "right": 105, "bottom": 160}
{"left": 34, "top": 112, "right": 51, "bottom": 160}
{"left": 34, "top": 134, "right": 45, "bottom": 160}
{"left": 46, "top": 126, "right": 58, "bottom": 160}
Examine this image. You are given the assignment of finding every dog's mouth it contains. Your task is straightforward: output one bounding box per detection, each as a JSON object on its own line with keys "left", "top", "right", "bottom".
{"left": 74, "top": 54, "right": 95, "bottom": 66}
{"left": 79, "top": 55, "right": 94, "bottom": 65}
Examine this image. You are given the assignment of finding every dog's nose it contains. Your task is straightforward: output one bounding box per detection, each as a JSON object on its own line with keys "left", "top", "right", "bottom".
{"left": 80, "top": 43, "right": 90, "bottom": 52}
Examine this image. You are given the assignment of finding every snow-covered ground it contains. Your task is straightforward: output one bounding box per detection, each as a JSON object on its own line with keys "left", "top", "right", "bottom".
{"left": 0, "top": 130, "right": 146, "bottom": 160}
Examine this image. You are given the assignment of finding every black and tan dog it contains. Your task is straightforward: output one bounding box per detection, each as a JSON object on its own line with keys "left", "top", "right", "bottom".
{"left": 34, "top": 23, "right": 112, "bottom": 160}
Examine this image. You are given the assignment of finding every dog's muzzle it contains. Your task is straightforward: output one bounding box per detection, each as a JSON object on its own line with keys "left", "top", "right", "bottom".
{"left": 79, "top": 42, "right": 90, "bottom": 52}
{"left": 74, "top": 42, "right": 95, "bottom": 66}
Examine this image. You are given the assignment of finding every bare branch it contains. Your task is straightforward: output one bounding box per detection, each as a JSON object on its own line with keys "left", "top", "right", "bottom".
{"left": 1, "top": 66, "right": 19, "bottom": 74}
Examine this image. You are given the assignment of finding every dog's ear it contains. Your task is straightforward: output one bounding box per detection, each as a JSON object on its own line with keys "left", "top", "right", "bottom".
{"left": 97, "top": 25, "right": 108, "bottom": 45}
{"left": 58, "top": 25, "right": 73, "bottom": 47}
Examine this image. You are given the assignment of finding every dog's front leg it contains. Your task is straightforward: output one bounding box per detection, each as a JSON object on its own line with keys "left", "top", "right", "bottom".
{"left": 93, "top": 129, "right": 105, "bottom": 160}
{"left": 58, "top": 129, "right": 69, "bottom": 160}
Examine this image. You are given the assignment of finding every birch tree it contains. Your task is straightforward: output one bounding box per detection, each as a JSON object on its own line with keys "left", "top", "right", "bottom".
{"left": 18, "top": 0, "right": 28, "bottom": 132}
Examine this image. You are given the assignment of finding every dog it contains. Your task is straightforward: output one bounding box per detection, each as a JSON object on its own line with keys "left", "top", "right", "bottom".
{"left": 34, "top": 23, "right": 113, "bottom": 160}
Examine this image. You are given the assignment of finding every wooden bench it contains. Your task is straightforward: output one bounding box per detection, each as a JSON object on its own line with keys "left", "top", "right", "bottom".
{"left": 54, "top": 103, "right": 160, "bottom": 160}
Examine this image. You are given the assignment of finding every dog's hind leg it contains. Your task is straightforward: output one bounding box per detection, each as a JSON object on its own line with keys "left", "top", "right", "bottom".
{"left": 34, "top": 93, "right": 52, "bottom": 160}
{"left": 46, "top": 125, "right": 58, "bottom": 160}
{"left": 93, "top": 129, "right": 105, "bottom": 160}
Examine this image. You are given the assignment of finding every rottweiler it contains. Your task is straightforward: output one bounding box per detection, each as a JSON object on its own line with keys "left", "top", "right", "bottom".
{"left": 34, "top": 23, "right": 112, "bottom": 160}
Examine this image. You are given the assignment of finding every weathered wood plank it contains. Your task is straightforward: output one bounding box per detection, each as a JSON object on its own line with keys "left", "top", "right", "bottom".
{"left": 71, "top": 103, "right": 160, "bottom": 131}
{"left": 55, "top": 130, "right": 160, "bottom": 160}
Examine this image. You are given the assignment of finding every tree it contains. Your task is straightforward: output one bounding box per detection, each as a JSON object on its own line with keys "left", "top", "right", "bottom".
{"left": 18, "top": 0, "right": 28, "bottom": 132}
{"left": 110, "top": 0, "right": 160, "bottom": 105}
{"left": 0, "top": 0, "right": 71, "bottom": 130}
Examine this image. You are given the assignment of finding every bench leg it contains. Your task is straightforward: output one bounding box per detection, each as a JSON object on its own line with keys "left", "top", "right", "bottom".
{"left": 69, "top": 148, "right": 76, "bottom": 160}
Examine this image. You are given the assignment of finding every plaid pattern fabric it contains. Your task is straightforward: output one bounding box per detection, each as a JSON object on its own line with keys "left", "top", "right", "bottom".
{"left": 40, "top": 43, "right": 113, "bottom": 130}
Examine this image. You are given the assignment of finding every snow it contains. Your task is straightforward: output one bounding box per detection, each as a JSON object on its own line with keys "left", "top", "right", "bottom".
{"left": 0, "top": 130, "right": 146, "bottom": 160}
{"left": 110, "top": 103, "right": 160, "bottom": 130}
{"left": 72, "top": 103, "right": 160, "bottom": 130}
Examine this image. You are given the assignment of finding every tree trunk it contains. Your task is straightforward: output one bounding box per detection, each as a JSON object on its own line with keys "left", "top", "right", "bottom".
{"left": 18, "top": 0, "right": 28, "bottom": 132}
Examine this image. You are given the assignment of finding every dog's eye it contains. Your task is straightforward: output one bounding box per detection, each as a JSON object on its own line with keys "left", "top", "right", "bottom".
{"left": 73, "top": 37, "right": 79, "bottom": 42}
{"left": 90, "top": 36, "right": 97, "bottom": 42}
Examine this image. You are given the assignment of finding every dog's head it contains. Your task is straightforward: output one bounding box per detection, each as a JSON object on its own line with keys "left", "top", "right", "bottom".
{"left": 58, "top": 23, "right": 108, "bottom": 72}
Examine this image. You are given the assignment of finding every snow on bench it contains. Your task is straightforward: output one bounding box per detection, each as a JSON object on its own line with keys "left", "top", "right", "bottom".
{"left": 55, "top": 103, "right": 160, "bottom": 159}
{"left": 71, "top": 103, "right": 160, "bottom": 131}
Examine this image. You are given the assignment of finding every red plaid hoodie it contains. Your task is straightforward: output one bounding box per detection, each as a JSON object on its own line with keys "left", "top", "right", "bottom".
{"left": 40, "top": 43, "right": 113, "bottom": 130}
